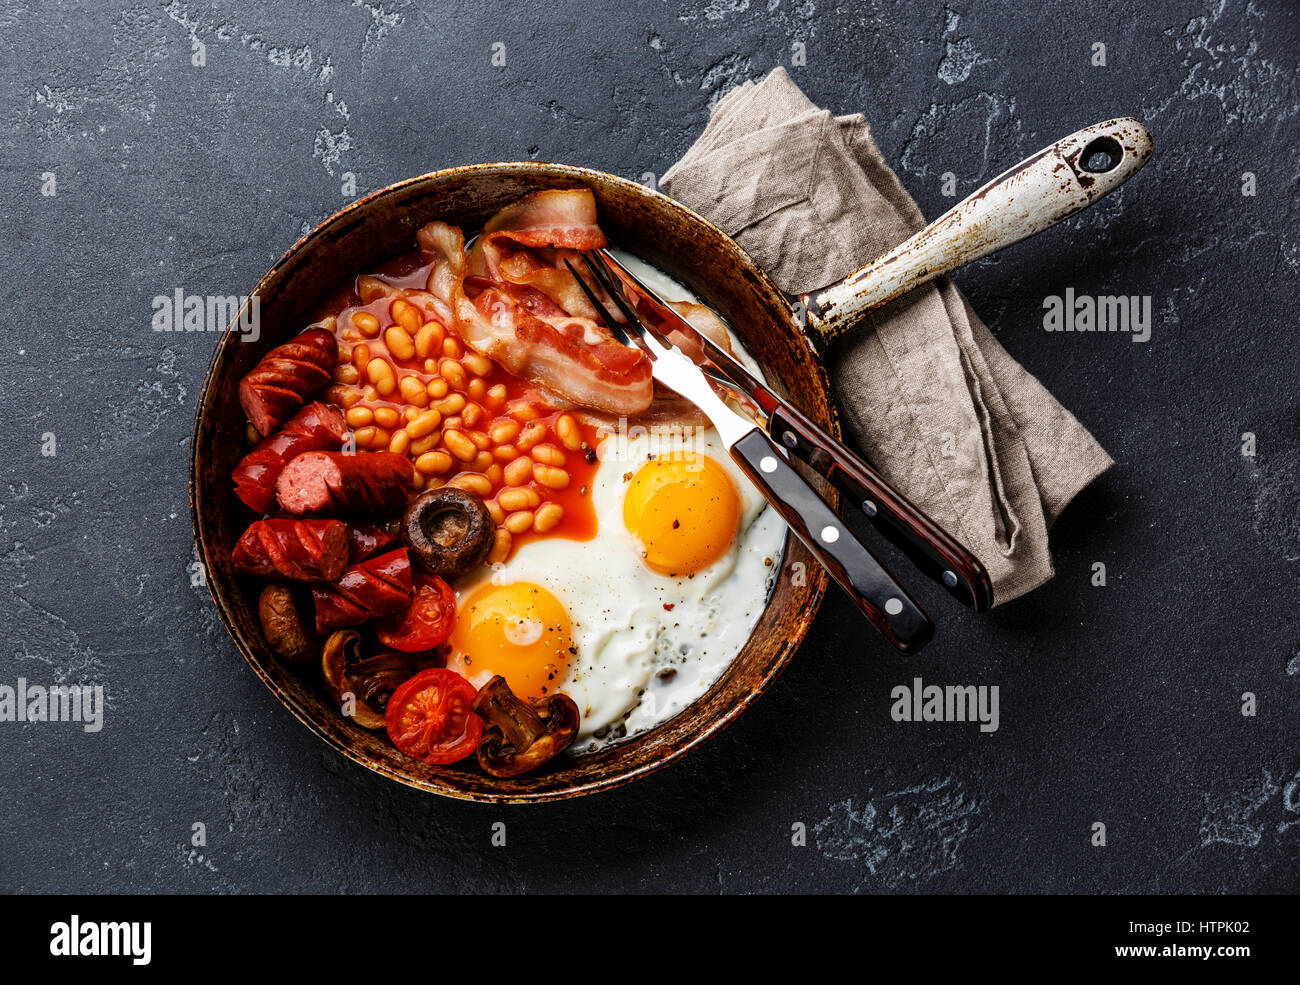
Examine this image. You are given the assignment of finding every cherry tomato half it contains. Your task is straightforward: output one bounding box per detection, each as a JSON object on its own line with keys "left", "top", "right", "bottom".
{"left": 374, "top": 573, "right": 457, "bottom": 652}
{"left": 385, "top": 668, "right": 483, "bottom": 765}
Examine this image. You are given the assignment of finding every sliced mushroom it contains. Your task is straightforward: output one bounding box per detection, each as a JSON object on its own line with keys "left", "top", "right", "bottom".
{"left": 321, "top": 629, "right": 416, "bottom": 730}
{"left": 400, "top": 487, "right": 493, "bottom": 577}
{"left": 471, "top": 675, "right": 580, "bottom": 778}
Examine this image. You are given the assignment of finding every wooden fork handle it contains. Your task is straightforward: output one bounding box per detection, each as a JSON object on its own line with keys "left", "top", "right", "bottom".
{"left": 730, "top": 430, "right": 934, "bottom": 654}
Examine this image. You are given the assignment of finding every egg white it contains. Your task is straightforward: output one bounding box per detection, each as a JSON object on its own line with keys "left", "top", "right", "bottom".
{"left": 453, "top": 257, "right": 787, "bottom": 750}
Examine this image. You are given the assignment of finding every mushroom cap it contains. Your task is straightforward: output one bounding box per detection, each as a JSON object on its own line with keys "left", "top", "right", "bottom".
{"left": 400, "top": 487, "right": 493, "bottom": 577}
{"left": 472, "top": 676, "right": 581, "bottom": 778}
{"left": 321, "top": 629, "right": 414, "bottom": 730}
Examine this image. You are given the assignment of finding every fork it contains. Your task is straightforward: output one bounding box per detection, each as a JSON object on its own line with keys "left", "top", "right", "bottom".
{"left": 566, "top": 254, "right": 934, "bottom": 654}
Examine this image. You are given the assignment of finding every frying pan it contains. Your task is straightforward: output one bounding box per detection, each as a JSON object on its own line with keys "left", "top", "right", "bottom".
{"left": 190, "top": 118, "right": 1152, "bottom": 802}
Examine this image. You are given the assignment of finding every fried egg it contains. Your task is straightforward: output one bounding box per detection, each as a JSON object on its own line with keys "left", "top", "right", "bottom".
{"left": 446, "top": 254, "right": 786, "bottom": 751}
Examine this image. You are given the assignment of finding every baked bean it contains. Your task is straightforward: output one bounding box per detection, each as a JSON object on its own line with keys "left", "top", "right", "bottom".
{"left": 448, "top": 472, "right": 492, "bottom": 497}
{"left": 366, "top": 358, "right": 396, "bottom": 396}
{"left": 493, "top": 444, "right": 518, "bottom": 462}
{"left": 415, "top": 321, "right": 444, "bottom": 358}
{"left": 390, "top": 298, "right": 421, "bottom": 332}
{"left": 498, "top": 487, "right": 540, "bottom": 512}
{"left": 441, "top": 336, "right": 463, "bottom": 359}
{"left": 469, "top": 430, "right": 491, "bottom": 452}
{"left": 504, "top": 510, "right": 534, "bottom": 535}
{"left": 490, "top": 420, "right": 520, "bottom": 444}
{"left": 385, "top": 326, "right": 416, "bottom": 361}
{"left": 533, "top": 464, "right": 570, "bottom": 489}
{"left": 407, "top": 408, "right": 442, "bottom": 439}
{"left": 485, "top": 384, "right": 507, "bottom": 409}
{"left": 517, "top": 421, "right": 547, "bottom": 452}
{"left": 555, "top": 414, "right": 583, "bottom": 451}
{"left": 443, "top": 429, "right": 477, "bottom": 462}
{"left": 399, "top": 375, "right": 429, "bottom": 406}
{"left": 361, "top": 385, "right": 379, "bottom": 402}
{"left": 415, "top": 451, "right": 453, "bottom": 475}
{"left": 427, "top": 378, "right": 449, "bottom": 399}
{"left": 326, "top": 385, "right": 363, "bottom": 408}
{"left": 436, "top": 393, "right": 466, "bottom": 415}
{"left": 373, "top": 407, "right": 400, "bottom": 429}
{"left": 353, "top": 426, "right": 377, "bottom": 447}
{"left": 503, "top": 456, "right": 533, "bottom": 487}
{"left": 466, "top": 378, "right": 487, "bottom": 402}
{"left": 409, "top": 433, "right": 440, "bottom": 456}
{"left": 485, "top": 463, "right": 503, "bottom": 486}
{"left": 443, "top": 416, "right": 462, "bottom": 431}
{"left": 403, "top": 406, "right": 419, "bottom": 423}
{"left": 463, "top": 352, "right": 493, "bottom": 377}
{"left": 440, "top": 359, "right": 466, "bottom": 390}
{"left": 366, "top": 427, "right": 391, "bottom": 449}
{"left": 389, "top": 429, "right": 410, "bottom": 455}
{"left": 531, "top": 443, "right": 565, "bottom": 466}
{"left": 335, "top": 363, "right": 360, "bottom": 385}
{"left": 423, "top": 358, "right": 439, "bottom": 375}
{"left": 245, "top": 422, "right": 261, "bottom": 444}
{"left": 486, "top": 499, "right": 505, "bottom": 525}
{"left": 489, "top": 529, "right": 511, "bottom": 564}
{"left": 345, "top": 406, "right": 374, "bottom": 427}
{"left": 357, "top": 276, "right": 387, "bottom": 304}
{"left": 351, "top": 310, "right": 380, "bottom": 336}
{"left": 469, "top": 450, "right": 491, "bottom": 473}
{"left": 534, "top": 502, "right": 564, "bottom": 533}
{"left": 352, "top": 343, "right": 371, "bottom": 372}
{"left": 409, "top": 473, "right": 425, "bottom": 491}
{"left": 509, "top": 400, "right": 541, "bottom": 421}
{"left": 462, "top": 403, "right": 483, "bottom": 428}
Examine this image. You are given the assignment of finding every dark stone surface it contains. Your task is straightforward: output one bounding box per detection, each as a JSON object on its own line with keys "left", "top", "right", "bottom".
{"left": 1, "top": 0, "right": 1296, "bottom": 893}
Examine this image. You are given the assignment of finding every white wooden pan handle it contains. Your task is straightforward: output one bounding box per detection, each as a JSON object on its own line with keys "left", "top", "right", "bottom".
{"left": 802, "top": 117, "right": 1154, "bottom": 343}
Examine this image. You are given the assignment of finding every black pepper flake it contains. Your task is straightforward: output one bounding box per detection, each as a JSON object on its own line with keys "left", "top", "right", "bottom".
{"left": 584, "top": 448, "right": 597, "bottom": 464}
{"left": 672, "top": 519, "right": 680, "bottom": 529}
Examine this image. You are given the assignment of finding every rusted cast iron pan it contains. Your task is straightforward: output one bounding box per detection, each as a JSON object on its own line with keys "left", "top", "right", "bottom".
{"left": 191, "top": 163, "right": 835, "bottom": 803}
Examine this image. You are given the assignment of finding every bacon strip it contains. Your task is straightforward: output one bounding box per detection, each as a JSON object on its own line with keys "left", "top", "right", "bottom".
{"left": 419, "top": 213, "right": 653, "bottom": 416}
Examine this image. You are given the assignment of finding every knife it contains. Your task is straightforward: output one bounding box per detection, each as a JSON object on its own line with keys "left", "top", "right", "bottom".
{"left": 597, "top": 248, "right": 993, "bottom": 611}
{"left": 568, "top": 256, "right": 935, "bottom": 654}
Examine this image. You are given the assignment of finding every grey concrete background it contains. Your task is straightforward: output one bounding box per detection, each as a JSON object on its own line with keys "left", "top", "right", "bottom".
{"left": 0, "top": 0, "right": 1296, "bottom": 893}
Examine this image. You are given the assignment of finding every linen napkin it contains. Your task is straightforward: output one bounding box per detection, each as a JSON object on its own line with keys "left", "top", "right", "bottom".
{"left": 661, "top": 68, "right": 1112, "bottom": 605}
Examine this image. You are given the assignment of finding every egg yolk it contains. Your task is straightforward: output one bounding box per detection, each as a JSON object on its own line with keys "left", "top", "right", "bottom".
{"left": 623, "top": 452, "right": 741, "bottom": 576}
{"left": 447, "top": 582, "right": 573, "bottom": 701}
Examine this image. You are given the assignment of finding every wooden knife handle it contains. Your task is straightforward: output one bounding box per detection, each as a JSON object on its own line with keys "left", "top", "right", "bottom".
{"left": 768, "top": 402, "right": 993, "bottom": 611}
{"left": 730, "top": 429, "right": 934, "bottom": 653}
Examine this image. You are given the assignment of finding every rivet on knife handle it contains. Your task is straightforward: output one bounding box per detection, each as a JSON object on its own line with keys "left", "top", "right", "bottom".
{"left": 730, "top": 430, "right": 934, "bottom": 654}
{"left": 767, "top": 401, "right": 993, "bottom": 611}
